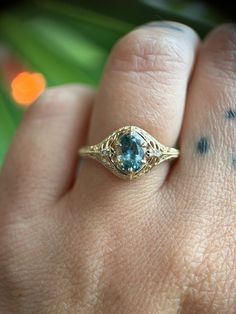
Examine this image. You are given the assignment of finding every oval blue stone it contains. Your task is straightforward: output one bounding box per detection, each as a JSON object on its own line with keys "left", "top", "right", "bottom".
{"left": 118, "top": 132, "right": 145, "bottom": 172}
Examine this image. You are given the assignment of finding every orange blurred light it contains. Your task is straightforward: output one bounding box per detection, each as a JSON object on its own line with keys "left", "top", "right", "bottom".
{"left": 11, "top": 72, "right": 46, "bottom": 107}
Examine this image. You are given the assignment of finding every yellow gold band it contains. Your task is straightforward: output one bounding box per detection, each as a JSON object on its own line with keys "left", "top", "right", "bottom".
{"left": 79, "top": 126, "right": 179, "bottom": 180}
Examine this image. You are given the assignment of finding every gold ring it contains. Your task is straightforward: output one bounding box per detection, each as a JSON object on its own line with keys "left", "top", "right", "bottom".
{"left": 79, "top": 126, "right": 179, "bottom": 180}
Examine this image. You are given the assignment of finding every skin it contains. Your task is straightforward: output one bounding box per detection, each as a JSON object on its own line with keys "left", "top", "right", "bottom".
{"left": 0, "top": 21, "right": 236, "bottom": 313}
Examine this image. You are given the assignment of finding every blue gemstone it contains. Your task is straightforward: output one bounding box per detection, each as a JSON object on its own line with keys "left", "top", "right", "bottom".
{"left": 118, "top": 132, "right": 145, "bottom": 172}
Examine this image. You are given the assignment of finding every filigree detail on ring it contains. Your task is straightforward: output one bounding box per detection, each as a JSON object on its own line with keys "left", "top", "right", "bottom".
{"left": 79, "top": 126, "right": 179, "bottom": 180}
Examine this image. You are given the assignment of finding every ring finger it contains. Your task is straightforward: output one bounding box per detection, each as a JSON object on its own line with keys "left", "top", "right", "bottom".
{"left": 74, "top": 22, "right": 199, "bottom": 204}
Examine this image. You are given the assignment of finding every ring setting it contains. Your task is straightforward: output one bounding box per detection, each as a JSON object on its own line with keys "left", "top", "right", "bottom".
{"left": 79, "top": 126, "right": 179, "bottom": 180}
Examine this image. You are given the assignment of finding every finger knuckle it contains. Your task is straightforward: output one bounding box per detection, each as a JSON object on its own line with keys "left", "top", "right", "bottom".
{"left": 109, "top": 29, "right": 190, "bottom": 76}
{"left": 26, "top": 86, "right": 80, "bottom": 121}
{"left": 202, "top": 24, "right": 236, "bottom": 80}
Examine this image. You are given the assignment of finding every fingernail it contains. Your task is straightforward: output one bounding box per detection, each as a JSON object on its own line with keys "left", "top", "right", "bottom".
{"left": 141, "top": 21, "right": 184, "bottom": 32}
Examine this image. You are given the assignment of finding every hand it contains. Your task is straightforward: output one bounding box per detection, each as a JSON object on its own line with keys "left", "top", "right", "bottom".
{"left": 1, "top": 22, "right": 236, "bottom": 313}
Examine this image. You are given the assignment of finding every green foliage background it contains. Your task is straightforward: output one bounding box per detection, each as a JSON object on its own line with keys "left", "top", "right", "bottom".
{"left": 0, "top": 0, "right": 229, "bottom": 166}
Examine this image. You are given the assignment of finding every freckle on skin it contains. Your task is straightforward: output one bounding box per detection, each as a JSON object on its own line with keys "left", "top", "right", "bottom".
{"left": 196, "top": 137, "right": 210, "bottom": 155}
{"left": 233, "top": 155, "right": 236, "bottom": 169}
{"left": 225, "top": 109, "right": 236, "bottom": 120}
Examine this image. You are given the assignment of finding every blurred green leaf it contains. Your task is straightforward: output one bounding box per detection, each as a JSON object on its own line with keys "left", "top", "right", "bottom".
{"left": 27, "top": 17, "right": 107, "bottom": 82}
{"left": 0, "top": 14, "right": 96, "bottom": 86}
{"left": 0, "top": 90, "right": 16, "bottom": 161}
